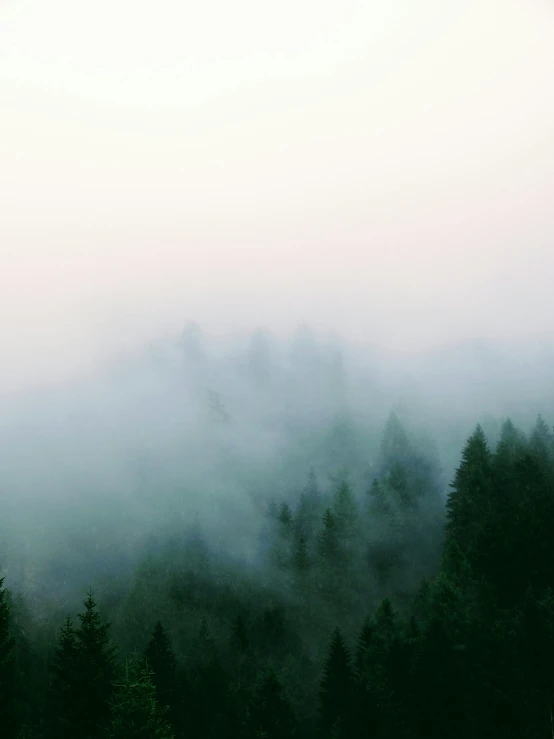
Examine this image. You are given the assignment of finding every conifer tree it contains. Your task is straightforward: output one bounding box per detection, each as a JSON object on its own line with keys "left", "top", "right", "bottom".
{"left": 73, "top": 589, "right": 117, "bottom": 739}
{"left": 247, "top": 663, "right": 296, "bottom": 739}
{"left": 332, "top": 480, "right": 358, "bottom": 538}
{"left": 318, "top": 508, "right": 339, "bottom": 567}
{"left": 386, "top": 460, "right": 412, "bottom": 509}
{"left": 45, "top": 616, "right": 78, "bottom": 739}
{"left": 411, "top": 573, "right": 469, "bottom": 739}
{"left": 318, "top": 628, "right": 353, "bottom": 738}
{"left": 109, "top": 652, "right": 174, "bottom": 739}
{"left": 380, "top": 411, "right": 410, "bottom": 468}
{"left": 445, "top": 425, "right": 492, "bottom": 556}
{"left": 367, "top": 479, "right": 391, "bottom": 519}
{"left": 144, "top": 622, "right": 177, "bottom": 724}
{"left": 0, "top": 571, "right": 18, "bottom": 739}
{"left": 529, "top": 414, "right": 554, "bottom": 462}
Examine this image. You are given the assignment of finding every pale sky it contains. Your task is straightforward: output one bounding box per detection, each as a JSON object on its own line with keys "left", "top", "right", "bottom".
{"left": 1, "top": 0, "right": 554, "bottom": 392}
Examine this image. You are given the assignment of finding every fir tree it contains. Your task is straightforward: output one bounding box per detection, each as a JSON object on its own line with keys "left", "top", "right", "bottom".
{"left": 445, "top": 425, "right": 492, "bottom": 557}
{"left": 386, "top": 460, "right": 412, "bottom": 509}
{"left": 367, "top": 478, "right": 391, "bottom": 519}
{"left": 144, "top": 622, "right": 177, "bottom": 725}
{"left": 73, "top": 589, "right": 117, "bottom": 739}
{"left": 109, "top": 652, "right": 174, "bottom": 739}
{"left": 332, "top": 480, "right": 358, "bottom": 538}
{"left": 318, "top": 628, "right": 353, "bottom": 738}
{"left": 44, "top": 616, "right": 78, "bottom": 739}
{"left": 317, "top": 509, "right": 339, "bottom": 567}
{"left": 380, "top": 411, "right": 410, "bottom": 468}
{"left": 247, "top": 663, "right": 296, "bottom": 739}
{"left": 0, "top": 571, "right": 18, "bottom": 739}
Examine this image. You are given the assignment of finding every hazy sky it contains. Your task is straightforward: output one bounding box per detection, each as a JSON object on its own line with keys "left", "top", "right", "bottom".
{"left": 1, "top": 0, "right": 554, "bottom": 392}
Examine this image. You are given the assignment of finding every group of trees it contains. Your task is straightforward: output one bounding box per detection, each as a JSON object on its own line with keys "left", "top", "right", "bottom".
{"left": 1, "top": 412, "right": 554, "bottom": 737}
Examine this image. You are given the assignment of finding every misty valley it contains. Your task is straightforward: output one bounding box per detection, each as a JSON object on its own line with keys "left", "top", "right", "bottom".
{"left": 1, "top": 325, "right": 554, "bottom": 738}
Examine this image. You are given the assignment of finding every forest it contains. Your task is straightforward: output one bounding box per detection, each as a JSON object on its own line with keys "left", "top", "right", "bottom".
{"left": 1, "top": 327, "right": 554, "bottom": 738}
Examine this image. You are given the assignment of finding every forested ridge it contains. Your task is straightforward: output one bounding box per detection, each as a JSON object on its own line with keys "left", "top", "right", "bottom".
{"left": 2, "top": 408, "right": 554, "bottom": 738}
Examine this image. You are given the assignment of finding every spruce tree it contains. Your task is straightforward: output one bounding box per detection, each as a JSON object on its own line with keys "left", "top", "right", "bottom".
{"left": 45, "top": 616, "right": 79, "bottom": 739}
{"left": 367, "top": 479, "right": 391, "bottom": 519}
{"left": 332, "top": 480, "right": 358, "bottom": 538}
{"left": 0, "top": 571, "right": 18, "bottom": 739}
{"left": 73, "top": 589, "right": 117, "bottom": 739}
{"left": 318, "top": 628, "right": 353, "bottom": 738}
{"left": 109, "top": 652, "right": 174, "bottom": 739}
{"left": 380, "top": 411, "right": 410, "bottom": 468}
{"left": 445, "top": 425, "right": 492, "bottom": 557}
{"left": 144, "top": 622, "right": 177, "bottom": 727}
{"left": 247, "top": 663, "right": 296, "bottom": 739}
{"left": 318, "top": 509, "right": 339, "bottom": 567}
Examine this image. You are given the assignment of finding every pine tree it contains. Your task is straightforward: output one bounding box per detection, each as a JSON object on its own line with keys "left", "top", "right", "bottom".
{"left": 109, "top": 652, "right": 174, "bottom": 739}
{"left": 73, "top": 589, "right": 117, "bottom": 739}
{"left": 367, "top": 479, "right": 391, "bottom": 519}
{"left": 318, "top": 509, "right": 339, "bottom": 567}
{"left": 277, "top": 503, "right": 293, "bottom": 529}
{"left": 411, "top": 573, "right": 469, "bottom": 739}
{"left": 380, "top": 411, "right": 411, "bottom": 468}
{"left": 445, "top": 425, "right": 492, "bottom": 557}
{"left": 44, "top": 616, "right": 78, "bottom": 739}
{"left": 353, "top": 617, "right": 373, "bottom": 678}
{"left": 332, "top": 480, "right": 358, "bottom": 538}
{"left": 144, "top": 622, "right": 177, "bottom": 725}
{"left": 0, "top": 571, "right": 18, "bottom": 739}
{"left": 318, "top": 628, "right": 353, "bottom": 738}
{"left": 386, "top": 461, "right": 412, "bottom": 509}
{"left": 247, "top": 663, "right": 296, "bottom": 739}
{"left": 529, "top": 414, "right": 554, "bottom": 461}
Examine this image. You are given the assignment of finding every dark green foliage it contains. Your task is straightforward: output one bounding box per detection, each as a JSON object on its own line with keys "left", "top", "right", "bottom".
{"left": 367, "top": 478, "right": 391, "bottom": 519}
{"left": 6, "top": 410, "right": 554, "bottom": 739}
{"left": 332, "top": 480, "right": 358, "bottom": 538}
{"left": 317, "top": 508, "right": 339, "bottom": 567}
{"left": 71, "top": 590, "right": 117, "bottom": 739}
{"left": 445, "top": 424, "right": 492, "bottom": 556}
{"left": 246, "top": 663, "right": 296, "bottom": 739}
{"left": 380, "top": 411, "right": 410, "bottom": 467}
{"left": 318, "top": 628, "right": 353, "bottom": 738}
{"left": 144, "top": 621, "right": 177, "bottom": 728}
{"left": 44, "top": 616, "right": 79, "bottom": 739}
{"left": 0, "top": 572, "right": 18, "bottom": 738}
{"left": 109, "top": 653, "right": 174, "bottom": 739}
{"left": 277, "top": 503, "right": 293, "bottom": 528}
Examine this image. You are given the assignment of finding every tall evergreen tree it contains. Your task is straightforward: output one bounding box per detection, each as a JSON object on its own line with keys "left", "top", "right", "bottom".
{"left": 144, "top": 622, "right": 177, "bottom": 727}
{"left": 367, "top": 479, "right": 391, "bottom": 519}
{"left": 445, "top": 425, "right": 492, "bottom": 557}
{"left": 380, "top": 411, "right": 410, "bottom": 468}
{"left": 318, "top": 628, "right": 353, "bottom": 738}
{"left": 44, "top": 616, "right": 78, "bottom": 739}
{"left": 109, "top": 652, "right": 174, "bottom": 739}
{"left": 73, "top": 589, "right": 117, "bottom": 739}
{"left": 332, "top": 480, "right": 358, "bottom": 539}
{"left": 246, "top": 663, "right": 296, "bottom": 739}
{"left": 0, "top": 571, "right": 18, "bottom": 739}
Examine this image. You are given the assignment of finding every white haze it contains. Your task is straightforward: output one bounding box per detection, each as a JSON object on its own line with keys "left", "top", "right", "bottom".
{"left": 1, "top": 0, "right": 554, "bottom": 393}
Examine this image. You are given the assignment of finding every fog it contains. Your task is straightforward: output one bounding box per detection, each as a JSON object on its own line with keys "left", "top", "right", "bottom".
{"left": 2, "top": 0, "right": 554, "bottom": 393}
{"left": 0, "top": 0, "right": 553, "bottom": 644}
